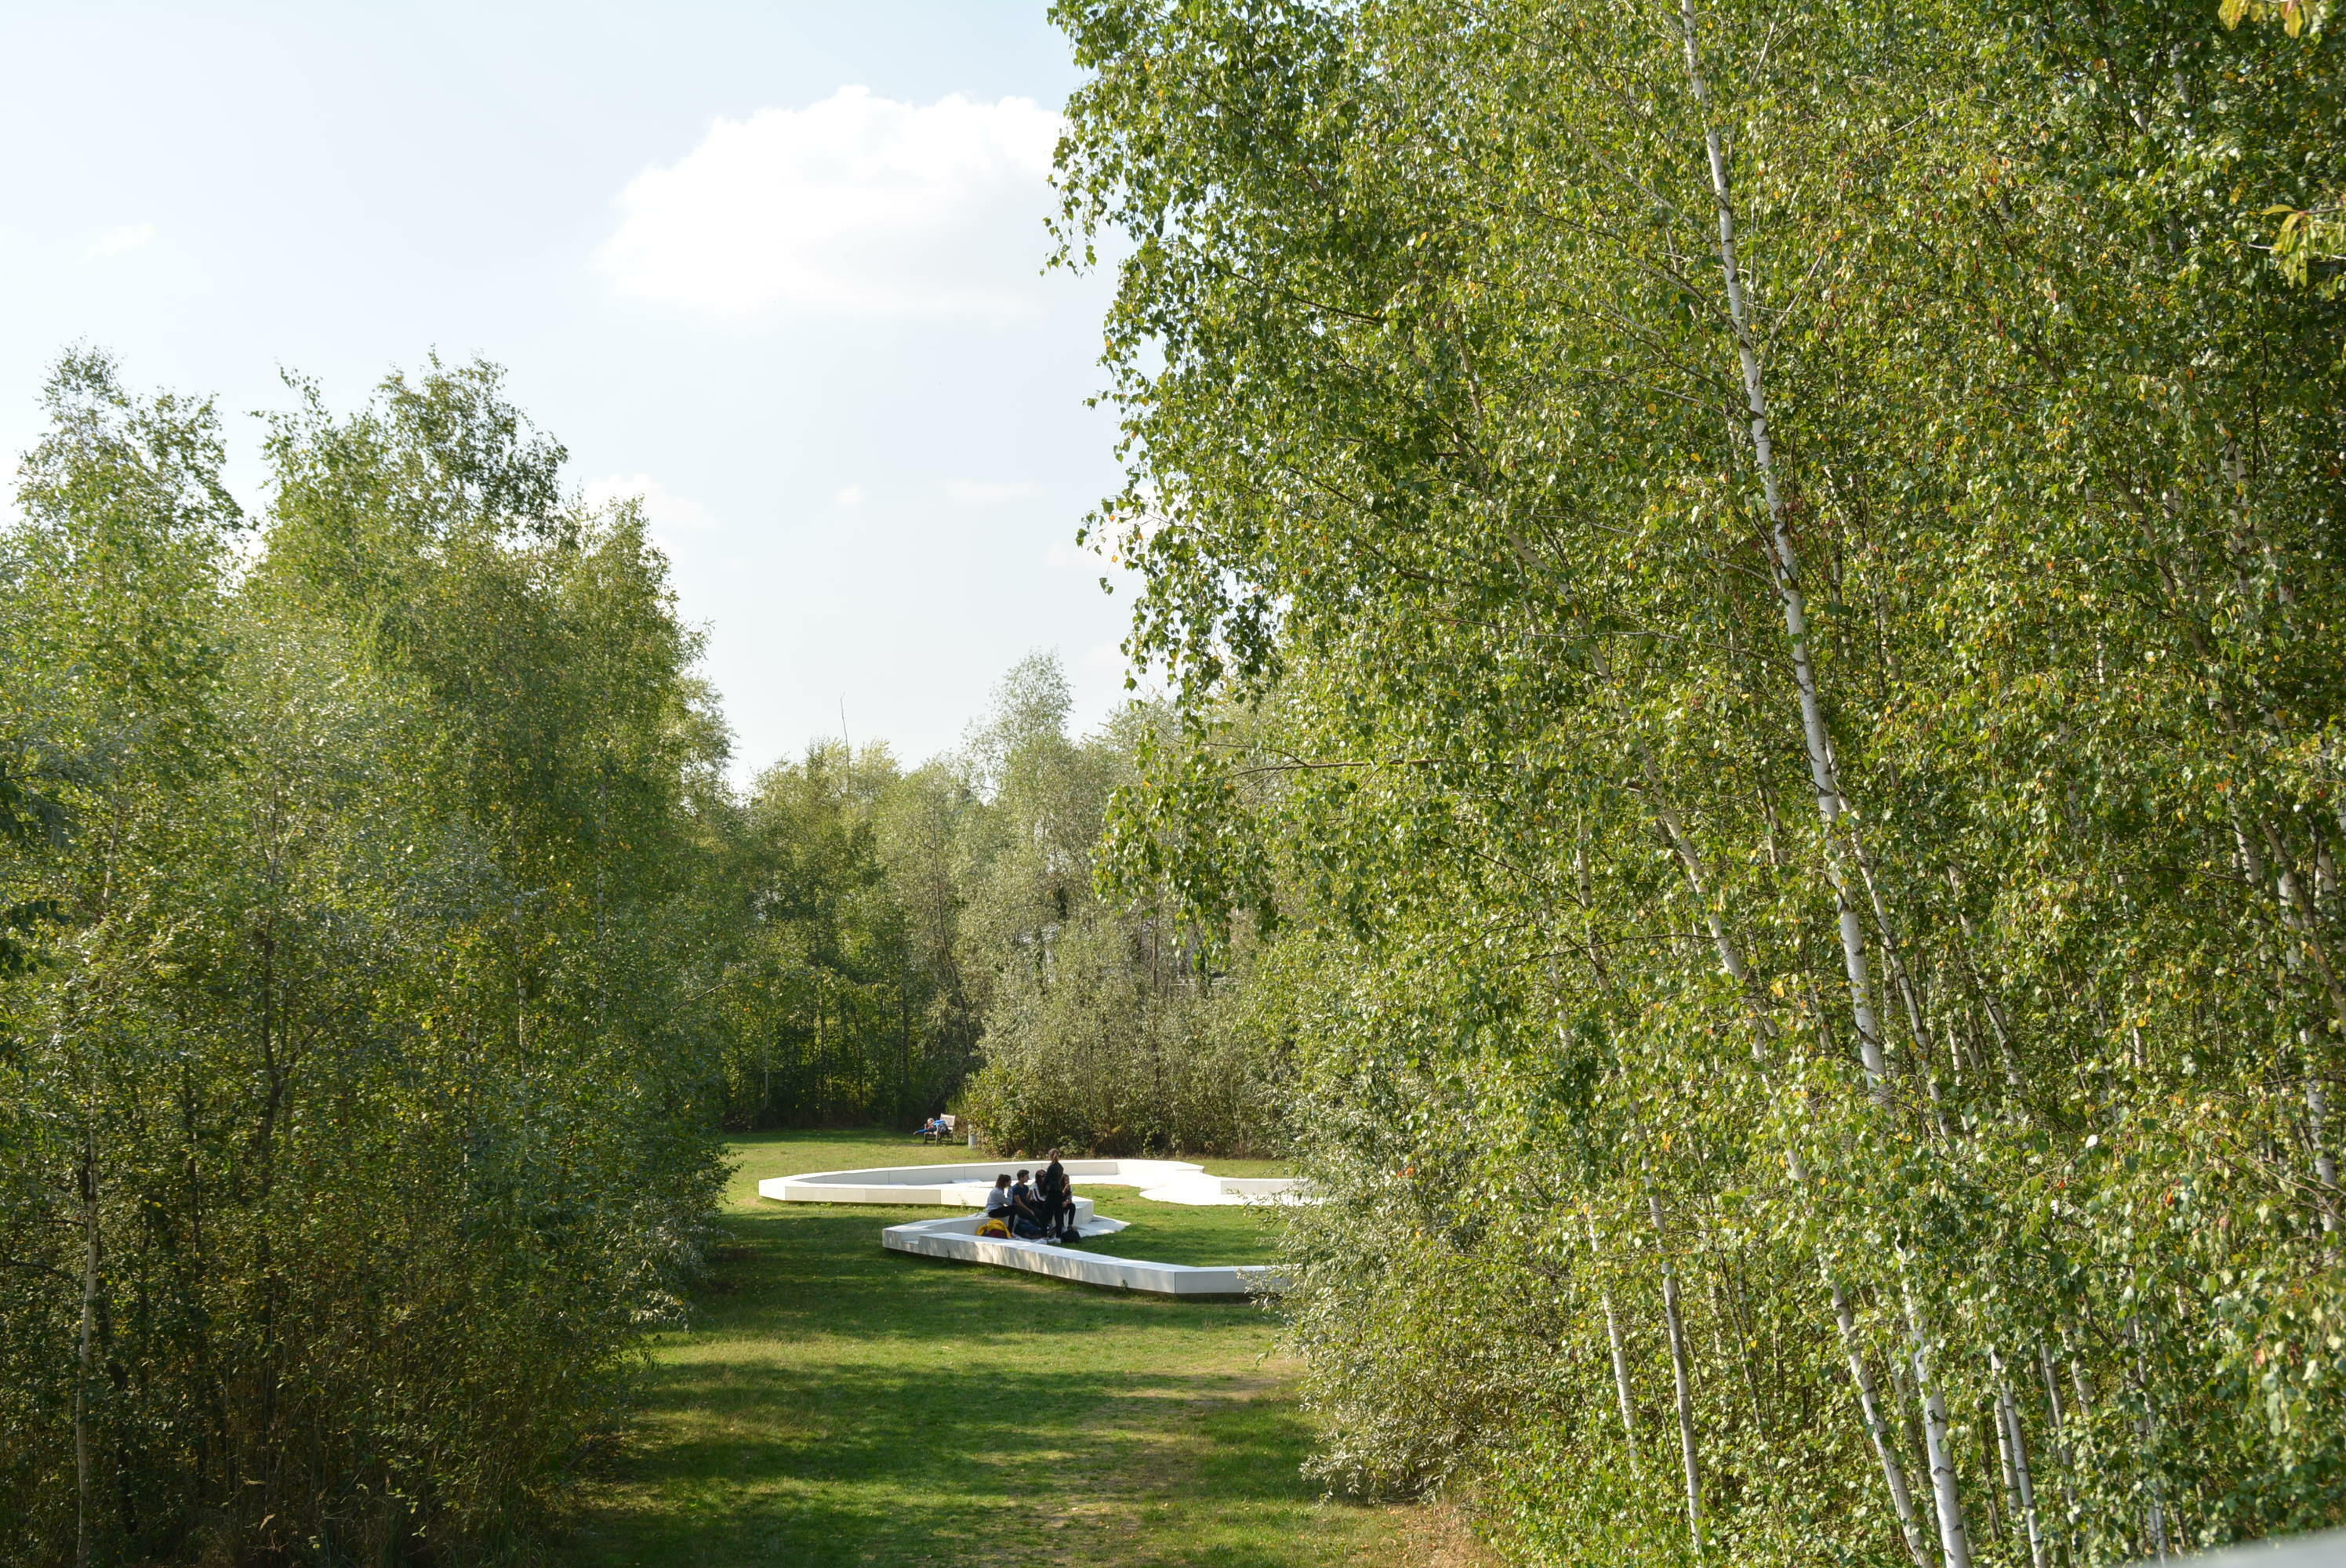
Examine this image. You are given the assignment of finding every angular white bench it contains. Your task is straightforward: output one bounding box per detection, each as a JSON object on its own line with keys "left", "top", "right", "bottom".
{"left": 754, "top": 1158, "right": 1302, "bottom": 1296}
{"left": 878, "top": 1212, "right": 1283, "bottom": 1296}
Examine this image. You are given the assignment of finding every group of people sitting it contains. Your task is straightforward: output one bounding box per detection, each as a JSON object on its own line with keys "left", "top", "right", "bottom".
{"left": 974, "top": 1151, "right": 1077, "bottom": 1243}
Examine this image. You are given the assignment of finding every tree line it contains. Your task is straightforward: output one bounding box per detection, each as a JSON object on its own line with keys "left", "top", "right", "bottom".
{"left": 0, "top": 350, "right": 1269, "bottom": 1565}
{"left": 1050, "top": 0, "right": 2346, "bottom": 1563}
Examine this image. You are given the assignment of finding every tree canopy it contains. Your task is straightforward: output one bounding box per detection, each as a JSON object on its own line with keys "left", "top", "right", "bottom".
{"left": 1054, "top": 0, "right": 2346, "bottom": 1559}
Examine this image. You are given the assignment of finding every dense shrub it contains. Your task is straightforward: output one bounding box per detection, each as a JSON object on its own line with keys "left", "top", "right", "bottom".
{"left": 0, "top": 354, "right": 725, "bottom": 1564}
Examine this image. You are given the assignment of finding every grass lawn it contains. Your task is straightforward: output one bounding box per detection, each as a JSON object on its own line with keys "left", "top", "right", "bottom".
{"left": 557, "top": 1130, "right": 1476, "bottom": 1568}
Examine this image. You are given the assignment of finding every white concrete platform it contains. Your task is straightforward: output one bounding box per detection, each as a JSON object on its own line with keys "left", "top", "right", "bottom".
{"left": 754, "top": 1157, "right": 1299, "bottom": 1296}
{"left": 881, "top": 1211, "right": 1285, "bottom": 1297}
{"left": 1135, "top": 1174, "right": 1310, "bottom": 1206}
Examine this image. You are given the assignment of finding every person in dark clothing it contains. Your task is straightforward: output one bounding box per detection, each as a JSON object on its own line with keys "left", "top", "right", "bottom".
{"left": 1009, "top": 1169, "right": 1048, "bottom": 1239}
{"left": 1037, "top": 1150, "right": 1077, "bottom": 1241}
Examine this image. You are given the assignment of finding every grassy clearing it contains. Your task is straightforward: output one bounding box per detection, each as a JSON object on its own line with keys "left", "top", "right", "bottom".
{"left": 1064, "top": 1193, "right": 1283, "bottom": 1268}
{"left": 558, "top": 1130, "right": 1472, "bottom": 1568}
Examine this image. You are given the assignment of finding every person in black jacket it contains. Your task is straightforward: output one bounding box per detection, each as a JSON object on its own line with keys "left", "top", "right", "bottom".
{"left": 1037, "top": 1150, "right": 1077, "bottom": 1242}
{"left": 1008, "top": 1169, "right": 1049, "bottom": 1239}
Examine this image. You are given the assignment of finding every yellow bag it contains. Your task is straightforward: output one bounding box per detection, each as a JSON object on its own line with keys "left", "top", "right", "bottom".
{"left": 976, "top": 1218, "right": 1010, "bottom": 1239}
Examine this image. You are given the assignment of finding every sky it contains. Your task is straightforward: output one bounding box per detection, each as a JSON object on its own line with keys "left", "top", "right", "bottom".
{"left": 0, "top": 2, "right": 1141, "bottom": 773}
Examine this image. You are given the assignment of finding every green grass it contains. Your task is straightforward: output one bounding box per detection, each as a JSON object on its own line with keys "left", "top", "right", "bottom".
{"left": 1065, "top": 1195, "right": 1284, "bottom": 1269}
{"left": 557, "top": 1130, "right": 1447, "bottom": 1568}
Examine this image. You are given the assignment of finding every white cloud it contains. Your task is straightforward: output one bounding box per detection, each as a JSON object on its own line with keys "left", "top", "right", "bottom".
{"left": 946, "top": 477, "right": 1044, "bottom": 505}
{"left": 834, "top": 482, "right": 864, "bottom": 507}
{"left": 584, "top": 472, "right": 717, "bottom": 532}
{"left": 82, "top": 223, "right": 155, "bottom": 261}
{"left": 596, "top": 85, "right": 1063, "bottom": 319}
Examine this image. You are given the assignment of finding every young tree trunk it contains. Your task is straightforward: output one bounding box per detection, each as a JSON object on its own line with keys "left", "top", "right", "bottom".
{"left": 1675, "top": 0, "right": 1887, "bottom": 1102}
{"left": 1991, "top": 1350, "right": 2047, "bottom": 1568}
{"left": 1651, "top": 1192, "right": 1704, "bottom": 1551}
{"left": 1638, "top": 751, "right": 1943, "bottom": 1555}
{"left": 1831, "top": 1274, "right": 1931, "bottom": 1567}
{"left": 1589, "top": 1208, "right": 1641, "bottom": 1461}
{"left": 1635, "top": 748, "right": 1773, "bottom": 1034}
{"left": 1905, "top": 1286, "right": 1975, "bottom": 1568}
{"left": 2312, "top": 1079, "right": 2341, "bottom": 1234}
{"left": 1678, "top": 7, "right": 1984, "bottom": 1558}
{"left": 2302, "top": 1031, "right": 2339, "bottom": 1252}
{"left": 2037, "top": 1343, "right": 2079, "bottom": 1538}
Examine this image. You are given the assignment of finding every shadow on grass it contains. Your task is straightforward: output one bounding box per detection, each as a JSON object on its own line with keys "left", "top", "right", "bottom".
{"left": 693, "top": 1210, "right": 1273, "bottom": 1341}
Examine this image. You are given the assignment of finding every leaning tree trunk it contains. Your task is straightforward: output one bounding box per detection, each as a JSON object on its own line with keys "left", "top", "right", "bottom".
{"left": 1673, "top": 5, "right": 1976, "bottom": 1559}
{"left": 1991, "top": 1348, "right": 2047, "bottom": 1568}
{"left": 1589, "top": 1207, "right": 1642, "bottom": 1462}
{"left": 1905, "top": 1282, "right": 1976, "bottom": 1568}
{"left": 1674, "top": 0, "right": 1886, "bottom": 1101}
{"left": 1651, "top": 1191, "right": 1704, "bottom": 1551}
{"left": 1832, "top": 1275, "right": 1931, "bottom": 1567}
{"left": 1640, "top": 763, "right": 1938, "bottom": 1553}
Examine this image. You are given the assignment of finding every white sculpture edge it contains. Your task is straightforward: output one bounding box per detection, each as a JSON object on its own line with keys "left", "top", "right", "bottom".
{"left": 880, "top": 1212, "right": 1284, "bottom": 1297}
{"left": 753, "top": 1158, "right": 1298, "bottom": 1296}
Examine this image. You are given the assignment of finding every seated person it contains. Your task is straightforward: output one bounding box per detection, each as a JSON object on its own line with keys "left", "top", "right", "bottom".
{"left": 982, "top": 1174, "right": 1015, "bottom": 1225}
{"left": 1008, "top": 1169, "right": 1049, "bottom": 1240}
{"left": 921, "top": 1114, "right": 947, "bottom": 1138}
{"left": 1037, "top": 1151, "right": 1077, "bottom": 1240}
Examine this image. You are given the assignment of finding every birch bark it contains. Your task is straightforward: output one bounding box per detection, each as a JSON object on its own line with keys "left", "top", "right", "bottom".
{"left": 2039, "top": 1345, "right": 2080, "bottom": 1547}
{"left": 1991, "top": 1351, "right": 2047, "bottom": 1568}
{"left": 2292, "top": 1029, "right": 2342, "bottom": 1255}
{"left": 1638, "top": 764, "right": 1941, "bottom": 1550}
{"left": 1905, "top": 1285, "right": 1976, "bottom": 1568}
{"left": 1674, "top": 10, "right": 1978, "bottom": 1556}
{"left": 1589, "top": 1208, "right": 1642, "bottom": 1460}
{"left": 1675, "top": 0, "right": 1887, "bottom": 1101}
{"left": 1831, "top": 1274, "right": 1931, "bottom": 1567}
{"left": 1651, "top": 1191, "right": 1705, "bottom": 1550}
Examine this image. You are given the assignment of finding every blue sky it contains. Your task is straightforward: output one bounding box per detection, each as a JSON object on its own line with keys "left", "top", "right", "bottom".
{"left": 0, "top": 2, "right": 1138, "bottom": 772}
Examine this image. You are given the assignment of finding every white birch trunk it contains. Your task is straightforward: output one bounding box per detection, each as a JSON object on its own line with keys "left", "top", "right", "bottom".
{"left": 1905, "top": 1286, "right": 1975, "bottom": 1568}
{"left": 1637, "top": 750, "right": 1767, "bottom": 1012}
{"left": 1675, "top": 0, "right": 1887, "bottom": 1102}
{"left": 2232, "top": 804, "right": 2346, "bottom": 1044}
{"left": 2311, "top": 1079, "right": 2341, "bottom": 1233}
{"left": 2039, "top": 1345, "right": 2080, "bottom": 1544}
{"left": 1991, "top": 1349, "right": 2047, "bottom": 1568}
{"left": 1589, "top": 1208, "right": 1641, "bottom": 1460}
{"left": 1830, "top": 1273, "right": 1931, "bottom": 1567}
{"left": 1677, "top": 5, "right": 1978, "bottom": 1558}
{"left": 2302, "top": 1031, "right": 2340, "bottom": 1251}
{"left": 1651, "top": 1192, "right": 1705, "bottom": 1550}
{"left": 1640, "top": 764, "right": 1940, "bottom": 1555}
